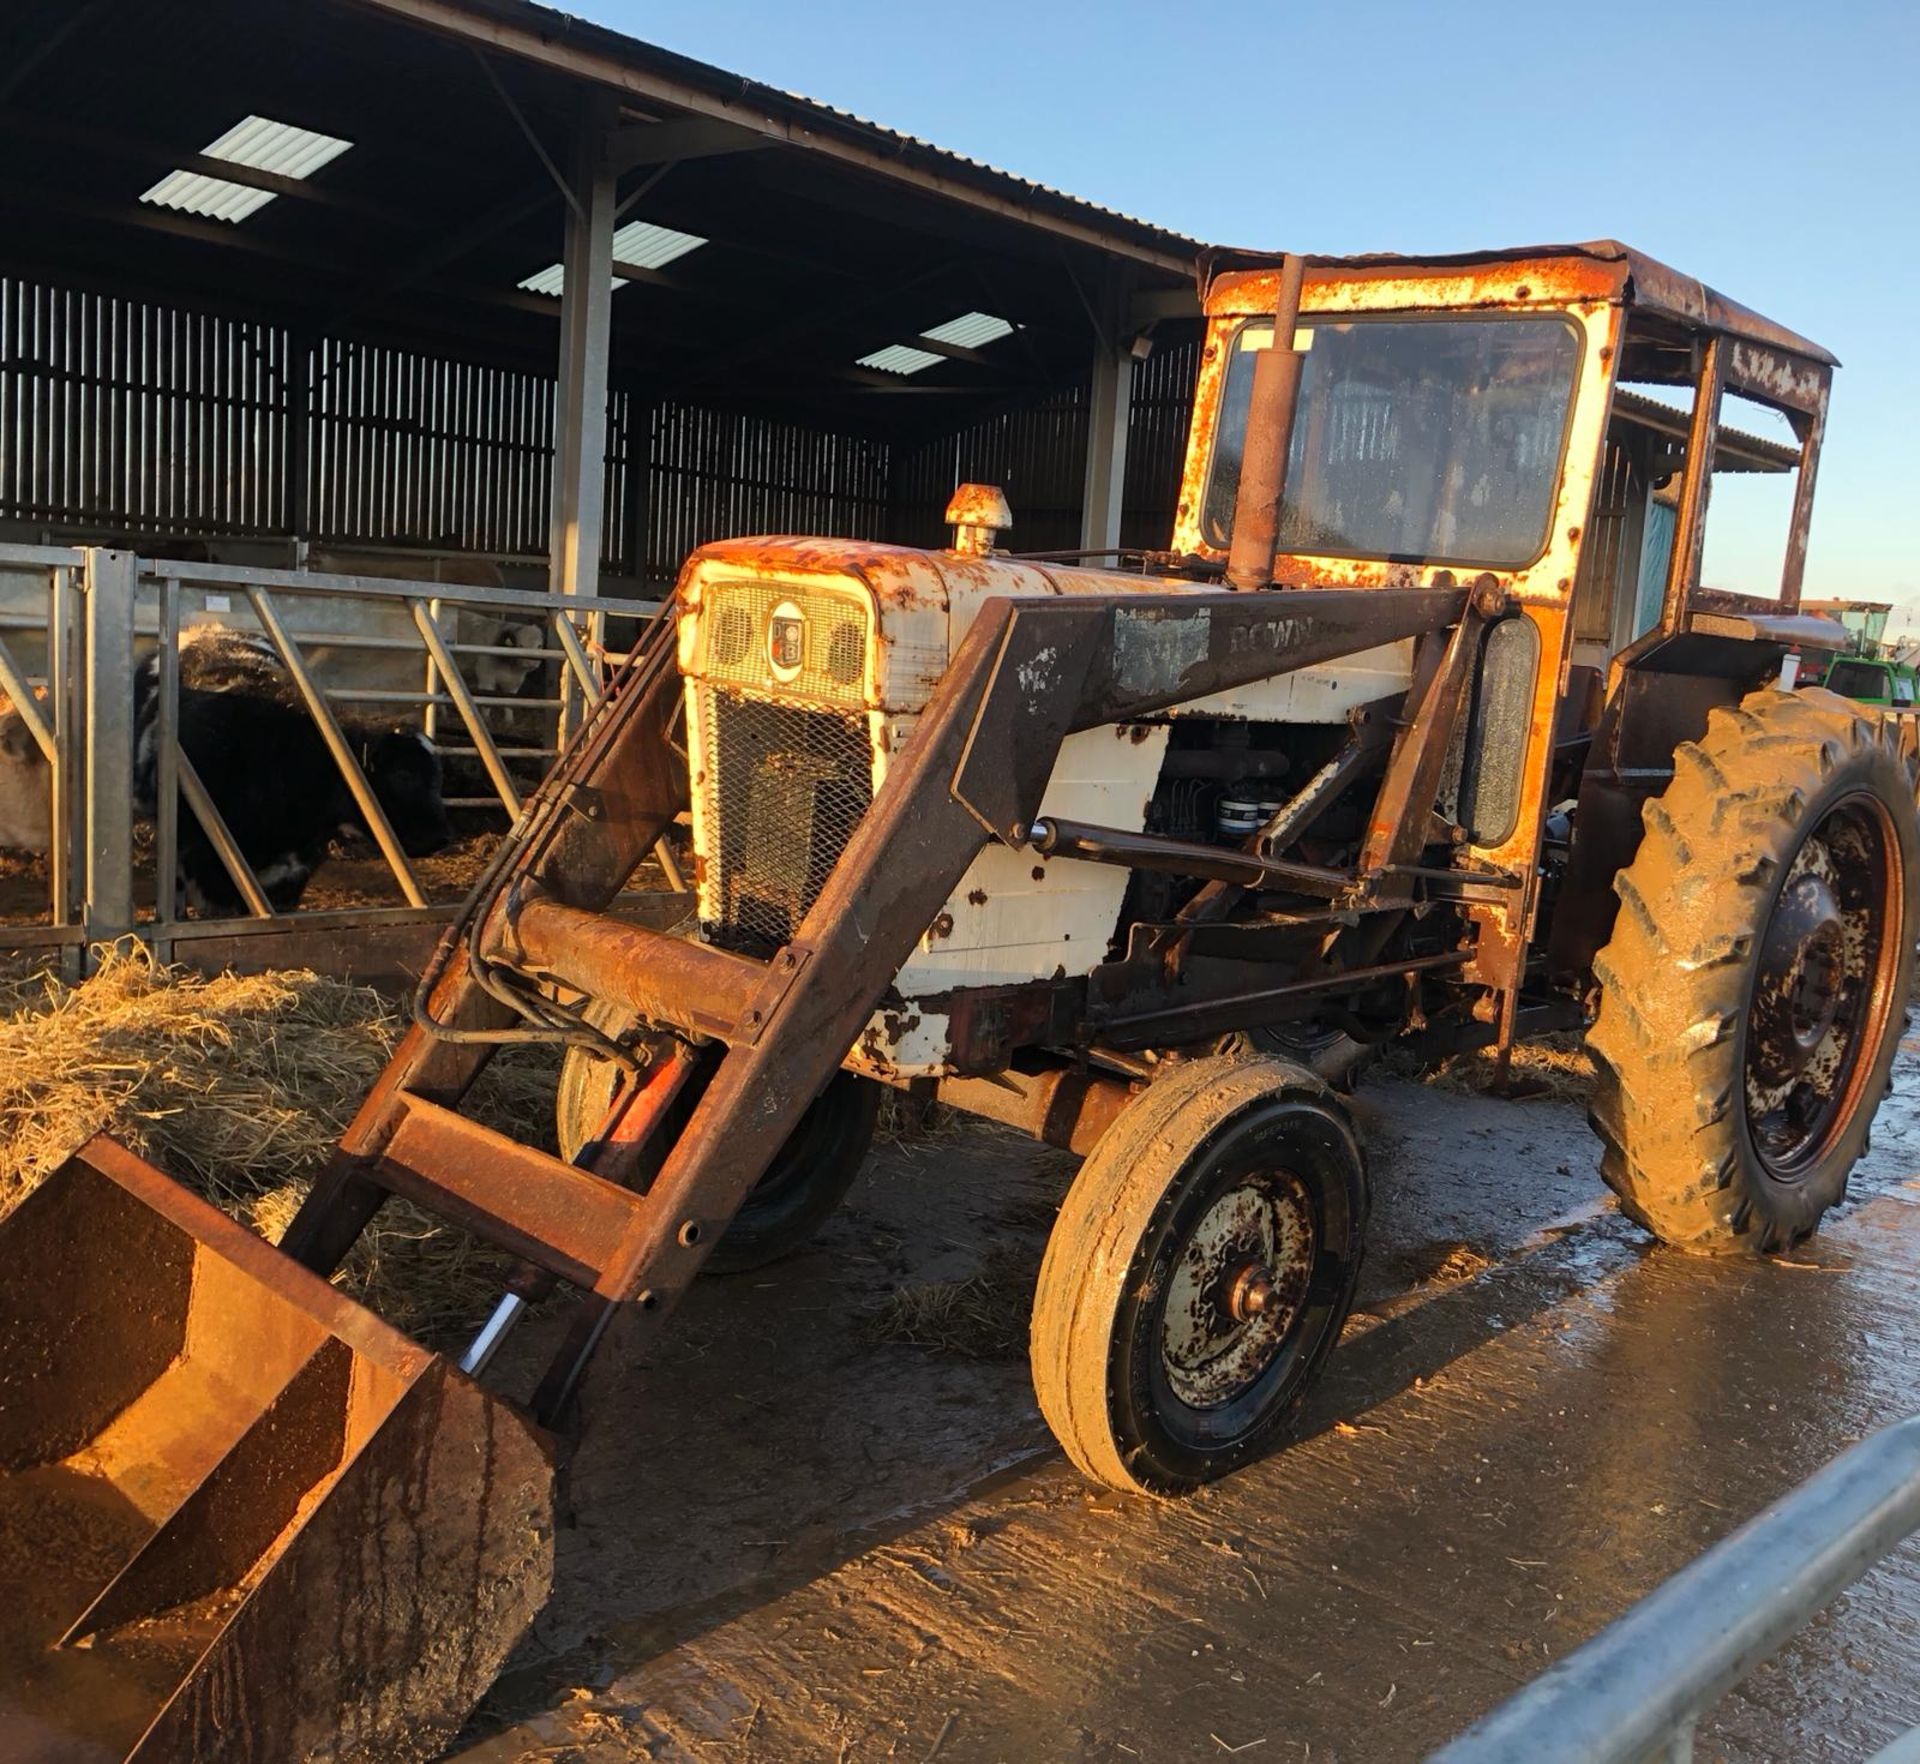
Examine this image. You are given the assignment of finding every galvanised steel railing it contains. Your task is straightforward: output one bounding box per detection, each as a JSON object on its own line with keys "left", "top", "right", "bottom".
{"left": 0, "top": 543, "right": 670, "bottom": 967}
{"left": 1431, "top": 1415, "right": 1920, "bottom": 1764}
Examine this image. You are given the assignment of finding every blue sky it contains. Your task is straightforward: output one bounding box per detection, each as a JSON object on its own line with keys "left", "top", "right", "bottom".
{"left": 587, "top": 0, "right": 1917, "bottom": 616}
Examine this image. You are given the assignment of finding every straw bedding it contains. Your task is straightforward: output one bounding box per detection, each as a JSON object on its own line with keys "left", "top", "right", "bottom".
{"left": 0, "top": 943, "right": 560, "bottom": 1342}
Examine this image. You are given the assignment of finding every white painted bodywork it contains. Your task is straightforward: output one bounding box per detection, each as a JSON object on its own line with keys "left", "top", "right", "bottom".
{"left": 677, "top": 540, "right": 1414, "bottom": 1077}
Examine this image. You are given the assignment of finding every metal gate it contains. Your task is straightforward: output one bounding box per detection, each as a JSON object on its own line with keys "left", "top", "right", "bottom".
{"left": 0, "top": 543, "right": 665, "bottom": 975}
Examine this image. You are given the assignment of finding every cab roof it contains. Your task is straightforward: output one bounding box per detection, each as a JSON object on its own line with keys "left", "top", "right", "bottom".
{"left": 1200, "top": 239, "right": 1835, "bottom": 370}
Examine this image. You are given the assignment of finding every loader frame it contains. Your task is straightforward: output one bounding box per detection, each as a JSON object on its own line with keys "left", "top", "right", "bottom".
{"left": 280, "top": 576, "right": 1497, "bottom": 1418}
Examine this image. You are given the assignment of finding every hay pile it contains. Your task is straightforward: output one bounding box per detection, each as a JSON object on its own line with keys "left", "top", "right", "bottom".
{"left": 1379, "top": 1029, "right": 1596, "bottom": 1104}
{"left": 0, "top": 944, "right": 559, "bottom": 1342}
{"left": 863, "top": 1247, "right": 1036, "bottom": 1361}
{"left": 1422, "top": 1031, "right": 1596, "bottom": 1103}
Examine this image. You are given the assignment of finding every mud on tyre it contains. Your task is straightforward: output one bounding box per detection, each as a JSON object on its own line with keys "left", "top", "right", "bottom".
{"left": 1587, "top": 685, "right": 1919, "bottom": 1253}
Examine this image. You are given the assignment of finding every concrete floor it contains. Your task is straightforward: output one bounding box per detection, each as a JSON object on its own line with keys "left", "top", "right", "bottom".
{"left": 452, "top": 1030, "right": 1920, "bottom": 1764}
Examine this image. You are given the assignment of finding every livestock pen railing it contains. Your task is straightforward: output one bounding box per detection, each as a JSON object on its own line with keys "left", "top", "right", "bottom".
{"left": 0, "top": 544, "right": 84, "bottom": 952}
{"left": 1430, "top": 1415, "right": 1920, "bottom": 1764}
{"left": 0, "top": 543, "right": 668, "bottom": 975}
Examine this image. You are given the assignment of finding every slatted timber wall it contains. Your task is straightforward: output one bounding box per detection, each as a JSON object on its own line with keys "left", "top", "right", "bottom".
{"left": 2, "top": 275, "right": 1202, "bottom": 573}
{"left": 0, "top": 277, "right": 289, "bottom": 536}
{"left": 1121, "top": 332, "right": 1203, "bottom": 550}
{"left": 889, "top": 329, "right": 1202, "bottom": 555}
{"left": 640, "top": 401, "right": 890, "bottom": 590}
{"left": 307, "top": 337, "right": 579, "bottom": 557}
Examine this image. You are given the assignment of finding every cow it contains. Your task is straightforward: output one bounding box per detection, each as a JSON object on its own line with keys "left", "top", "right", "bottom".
{"left": 135, "top": 626, "right": 453, "bottom": 913}
{"left": 0, "top": 691, "right": 51, "bottom": 855}
{"left": 470, "top": 620, "right": 547, "bottom": 699}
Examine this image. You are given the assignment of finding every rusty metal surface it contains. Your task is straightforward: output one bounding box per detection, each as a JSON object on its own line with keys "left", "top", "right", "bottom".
{"left": 507, "top": 897, "right": 765, "bottom": 1044}
{"left": 1360, "top": 588, "right": 1497, "bottom": 884}
{"left": 1224, "top": 255, "right": 1307, "bottom": 591}
{"left": 1160, "top": 1170, "right": 1316, "bottom": 1409}
{"left": 1030, "top": 814, "right": 1349, "bottom": 896}
{"left": 0, "top": 1136, "right": 551, "bottom": 1763}
{"left": 1200, "top": 240, "right": 1836, "bottom": 367}
{"left": 524, "top": 598, "right": 1030, "bottom": 1415}
{"left": 943, "top": 483, "right": 1013, "bottom": 557}
{"left": 377, "top": 1094, "right": 654, "bottom": 1289}
{"left": 280, "top": 607, "right": 689, "bottom": 1278}
{"left": 1091, "top": 950, "right": 1473, "bottom": 1050}
{"left": 932, "top": 1065, "right": 1137, "bottom": 1157}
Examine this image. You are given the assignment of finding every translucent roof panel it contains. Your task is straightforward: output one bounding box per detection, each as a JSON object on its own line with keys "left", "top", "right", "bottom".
{"left": 921, "top": 311, "right": 1014, "bottom": 348}
{"left": 140, "top": 115, "right": 353, "bottom": 225}
{"left": 856, "top": 344, "right": 944, "bottom": 376}
{"left": 519, "top": 220, "right": 708, "bottom": 297}
{"left": 140, "top": 170, "right": 278, "bottom": 225}
{"left": 609, "top": 220, "right": 707, "bottom": 271}
{"left": 201, "top": 116, "right": 354, "bottom": 180}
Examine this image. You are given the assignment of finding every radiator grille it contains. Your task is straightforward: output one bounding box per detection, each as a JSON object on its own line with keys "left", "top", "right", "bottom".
{"left": 701, "top": 688, "right": 874, "bottom": 952}
{"left": 697, "top": 581, "right": 869, "bottom": 706}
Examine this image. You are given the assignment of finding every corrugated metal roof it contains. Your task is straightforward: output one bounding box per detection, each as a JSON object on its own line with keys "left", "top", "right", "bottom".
{"left": 359, "top": 0, "right": 1202, "bottom": 274}
{"left": 139, "top": 114, "right": 352, "bottom": 225}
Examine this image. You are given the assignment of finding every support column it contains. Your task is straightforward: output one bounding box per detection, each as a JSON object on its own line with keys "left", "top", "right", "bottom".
{"left": 548, "top": 103, "right": 617, "bottom": 600}
{"left": 286, "top": 325, "right": 311, "bottom": 557}
{"left": 82, "top": 548, "right": 137, "bottom": 946}
{"left": 1080, "top": 327, "right": 1134, "bottom": 556}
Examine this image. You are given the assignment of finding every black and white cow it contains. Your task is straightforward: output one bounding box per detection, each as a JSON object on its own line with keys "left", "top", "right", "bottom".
{"left": 135, "top": 627, "right": 453, "bottom": 913}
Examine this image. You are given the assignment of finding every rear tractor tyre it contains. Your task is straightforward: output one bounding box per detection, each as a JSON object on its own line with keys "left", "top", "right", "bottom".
{"left": 1588, "top": 686, "right": 1919, "bottom": 1254}
{"left": 1029, "top": 1055, "right": 1368, "bottom": 1495}
{"left": 558, "top": 1041, "right": 881, "bottom": 1275}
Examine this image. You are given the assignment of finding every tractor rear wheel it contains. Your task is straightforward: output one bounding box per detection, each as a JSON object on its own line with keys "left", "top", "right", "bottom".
{"left": 1029, "top": 1054, "right": 1367, "bottom": 1494}
{"left": 1587, "top": 686, "right": 1918, "bottom": 1254}
{"left": 558, "top": 1042, "right": 880, "bottom": 1274}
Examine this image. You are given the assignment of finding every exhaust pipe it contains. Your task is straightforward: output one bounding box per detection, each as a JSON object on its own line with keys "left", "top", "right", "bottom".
{"left": 1224, "top": 253, "right": 1309, "bottom": 592}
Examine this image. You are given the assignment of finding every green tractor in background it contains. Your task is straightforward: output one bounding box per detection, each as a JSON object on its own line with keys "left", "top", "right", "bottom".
{"left": 1806, "top": 599, "right": 1920, "bottom": 711}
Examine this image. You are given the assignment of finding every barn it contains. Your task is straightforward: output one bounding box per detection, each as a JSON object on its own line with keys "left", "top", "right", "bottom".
{"left": 0, "top": 0, "right": 1206, "bottom": 976}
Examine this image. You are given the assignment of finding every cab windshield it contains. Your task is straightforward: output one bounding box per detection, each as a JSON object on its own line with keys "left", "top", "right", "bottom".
{"left": 1203, "top": 313, "right": 1583, "bottom": 569}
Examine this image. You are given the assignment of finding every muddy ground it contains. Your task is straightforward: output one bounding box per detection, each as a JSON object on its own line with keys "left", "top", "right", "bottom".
{"left": 445, "top": 1029, "right": 1920, "bottom": 1764}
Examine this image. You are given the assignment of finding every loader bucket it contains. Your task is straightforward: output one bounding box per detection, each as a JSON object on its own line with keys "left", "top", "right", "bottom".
{"left": 0, "top": 1136, "right": 554, "bottom": 1764}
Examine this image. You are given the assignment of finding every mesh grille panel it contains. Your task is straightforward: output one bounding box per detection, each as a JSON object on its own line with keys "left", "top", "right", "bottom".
{"left": 696, "top": 581, "right": 869, "bottom": 706}
{"left": 702, "top": 688, "right": 873, "bottom": 953}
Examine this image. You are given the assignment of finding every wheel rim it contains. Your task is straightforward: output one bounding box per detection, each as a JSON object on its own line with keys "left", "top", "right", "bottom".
{"left": 1744, "top": 791, "right": 1904, "bottom": 1179}
{"left": 1159, "top": 1170, "right": 1317, "bottom": 1409}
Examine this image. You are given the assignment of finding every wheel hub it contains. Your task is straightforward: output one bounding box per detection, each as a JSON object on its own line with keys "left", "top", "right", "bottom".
{"left": 1160, "top": 1174, "right": 1316, "bottom": 1409}
{"left": 1751, "top": 867, "right": 1847, "bottom": 1086}
{"left": 1742, "top": 795, "right": 1901, "bottom": 1180}
{"left": 1228, "top": 1261, "right": 1283, "bottom": 1321}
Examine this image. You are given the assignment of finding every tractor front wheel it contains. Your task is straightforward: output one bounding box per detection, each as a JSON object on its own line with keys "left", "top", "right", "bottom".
{"left": 1029, "top": 1055, "right": 1368, "bottom": 1494}
{"left": 1588, "top": 686, "right": 1918, "bottom": 1253}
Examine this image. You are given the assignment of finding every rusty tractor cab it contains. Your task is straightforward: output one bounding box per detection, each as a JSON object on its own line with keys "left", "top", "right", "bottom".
{"left": 5, "top": 241, "right": 1913, "bottom": 1757}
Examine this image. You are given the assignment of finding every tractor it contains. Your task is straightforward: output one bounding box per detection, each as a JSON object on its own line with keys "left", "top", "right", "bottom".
{"left": 4, "top": 240, "right": 1910, "bottom": 1761}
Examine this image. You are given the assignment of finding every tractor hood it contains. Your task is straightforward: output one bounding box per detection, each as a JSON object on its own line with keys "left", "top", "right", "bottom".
{"left": 675, "top": 533, "right": 1199, "bottom": 716}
